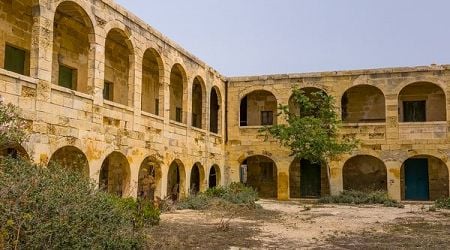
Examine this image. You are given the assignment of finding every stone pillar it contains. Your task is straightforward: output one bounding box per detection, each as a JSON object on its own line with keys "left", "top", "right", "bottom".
{"left": 129, "top": 159, "right": 140, "bottom": 199}
{"left": 385, "top": 92, "right": 399, "bottom": 141}
{"left": 386, "top": 161, "right": 402, "bottom": 201}
{"left": 30, "top": 5, "right": 53, "bottom": 102}
{"left": 277, "top": 160, "right": 290, "bottom": 200}
{"left": 329, "top": 160, "right": 343, "bottom": 195}
{"left": 160, "top": 163, "right": 168, "bottom": 199}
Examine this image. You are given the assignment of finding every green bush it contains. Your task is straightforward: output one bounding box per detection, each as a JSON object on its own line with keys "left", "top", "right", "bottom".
{"left": 0, "top": 157, "right": 159, "bottom": 249}
{"left": 177, "top": 182, "right": 259, "bottom": 210}
{"left": 319, "top": 190, "right": 403, "bottom": 208}
{"left": 177, "top": 193, "right": 210, "bottom": 210}
{"left": 435, "top": 197, "right": 450, "bottom": 209}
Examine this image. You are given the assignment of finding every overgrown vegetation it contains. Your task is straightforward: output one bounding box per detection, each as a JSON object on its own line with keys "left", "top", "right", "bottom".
{"left": 177, "top": 182, "right": 259, "bottom": 210}
{"left": 319, "top": 190, "right": 404, "bottom": 208}
{"left": 260, "top": 87, "right": 357, "bottom": 164}
{"left": 435, "top": 197, "right": 450, "bottom": 209}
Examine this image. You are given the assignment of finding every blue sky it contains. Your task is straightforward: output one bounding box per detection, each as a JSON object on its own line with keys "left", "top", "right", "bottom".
{"left": 115, "top": 0, "right": 450, "bottom": 76}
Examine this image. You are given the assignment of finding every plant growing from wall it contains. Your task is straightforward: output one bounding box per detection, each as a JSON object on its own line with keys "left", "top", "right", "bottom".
{"left": 260, "top": 87, "right": 358, "bottom": 191}
{"left": 0, "top": 100, "right": 27, "bottom": 146}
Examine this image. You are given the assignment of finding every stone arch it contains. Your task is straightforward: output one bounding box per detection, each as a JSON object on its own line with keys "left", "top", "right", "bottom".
{"left": 209, "top": 164, "right": 221, "bottom": 188}
{"left": 99, "top": 151, "right": 131, "bottom": 197}
{"left": 289, "top": 158, "right": 329, "bottom": 198}
{"left": 167, "top": 159, "right": 186, "bottom": 200}
{"left": 241, "top": 155, "right": 278, "bottom": 198}
{"left": 141, "top": 48, "right": 164, "bottom": 116}
{"left": 104, "top": 27, "right": 135, "bottom": 106}
{"left": 191, "top": 76, "right": 206, "bottom": 129}
{"left": 169, "top": 63, "right": 188, "bottom": 123}
{"left": 48, "top": 146, "right": 89, "bottom": 177}
{"left": 0, "top": 144, "right": 30, "bottom": 160}
{"left": 137, "top": 156, "right": 162, "bottom": 200}
{"left": 343, "top": 155, "right": 387, "bottom": 192}
{"left": 240, "top": 90, "right": 277, "bottom": 126}
{"left": 190, "top": 162, "right": 205, "bottom": 194}
{"left": 288, "top": 87, "right": 327, "bottom": 117}
{"left": 52, "top": 1, "right": 95, "bottom": 94}
{"left": 0, "top": 0, "right": 34, "bottom": 76}
{"left": 401, "top": 155, "right": 449, "bottom": 201}
{"left": 209, "top": 86, "right": 222, "bottom": 134}
{"left": 341, "top": 85, "right": 386, "bottom": 123}
{"left": 398, "top": 82, "right": 446, "bottom": 122}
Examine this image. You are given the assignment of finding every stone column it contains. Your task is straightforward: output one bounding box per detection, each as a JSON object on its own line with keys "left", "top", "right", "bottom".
{"left": 329, "top": 160, "right": 343, "bottom": 195}
{"left": 277, "top": 160, "right": 290, "bottom": 200}
{"left": 386, "top": 161, "right": 402, "bottom": 201}
{"left": 30, "top": 5, "right": 53, "bottom": 101}
{"left": 128, "top": 159, "right": 141, "bottom": 199}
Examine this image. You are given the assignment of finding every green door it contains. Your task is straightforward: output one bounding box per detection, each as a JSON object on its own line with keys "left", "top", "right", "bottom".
{"left": 300, "top": 159, "right": 321, "bottom": 198}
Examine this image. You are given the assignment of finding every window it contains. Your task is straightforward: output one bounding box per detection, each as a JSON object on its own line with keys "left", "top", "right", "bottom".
{"left": 4, "top": 44, "right": 26, "bottom": 75}
{"left": 403, "top": 101, "right": 426, "bottom": 122}
{"left": 176, "top": 107, "right": 182, "bottom": 122}
{"left": 58, "top": 65, "right": 77, "bottom": 90}
{"left": 103, "top": 81, "right": 114, "bottom": 101}
{"left": 261, "top": 111, "right": 273, "bottom": 125}
{"left": 240, "top": 96, "right": 248, "bottom": 126}
{"left": 155, "top": 99, "right": 159, "bottom": 115}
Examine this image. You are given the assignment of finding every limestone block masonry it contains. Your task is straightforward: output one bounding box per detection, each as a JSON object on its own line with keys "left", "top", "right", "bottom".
{"left": 1, "top": 0, "right": 449, "bottom": 201}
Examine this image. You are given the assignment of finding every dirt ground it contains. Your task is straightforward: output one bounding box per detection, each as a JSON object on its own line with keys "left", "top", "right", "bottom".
{"left": 147, "top": 200, "right": 450, "bottom": 249}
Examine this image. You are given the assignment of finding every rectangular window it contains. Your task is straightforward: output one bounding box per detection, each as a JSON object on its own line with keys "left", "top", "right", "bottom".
{"left": 176, "top": 107, "right": 182, "bottom": 122}
{"left": 261, "top": 111, "right": 274, "bottom": 125}
{"left": 103, "top": 81, "right": 114, "bottom": 101}
{"left": 58, "top": 65, "right": 77, "bottom": 90}
{"left": 155, "top": 99, "right": 159, "bottom": 115}
{"left": 403, "top": 101, "right": 426, "bottom": 122}
{"left": 4, "top": 44, "right": 26, "bottom": 75}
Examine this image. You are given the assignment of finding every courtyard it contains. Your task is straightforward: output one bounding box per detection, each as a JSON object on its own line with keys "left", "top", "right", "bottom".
{"left": 148, "top": 200, "right": 450, "bottom": 249}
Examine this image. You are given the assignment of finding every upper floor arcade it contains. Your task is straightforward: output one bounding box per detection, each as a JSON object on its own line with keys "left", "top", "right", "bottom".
{"left": 227, "top": 65, "right": 450, "bottom": 146}
{"left": 0, "top": 0, "right": 226, "bottom": 139}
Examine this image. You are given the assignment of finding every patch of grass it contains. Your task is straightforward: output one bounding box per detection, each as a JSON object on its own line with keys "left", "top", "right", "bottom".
{"left": 318, "top": 190, "right": 404, "bottom": 208}
{"left": 177, "top": 182, "right": 259, "bottom": 210}
{"left": 435, "top": 197, "right": 450, "bottom": 209}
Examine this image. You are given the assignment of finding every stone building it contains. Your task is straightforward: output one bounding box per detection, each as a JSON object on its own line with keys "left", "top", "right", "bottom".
{"left": 1, "top": 0, "right": 449, "bottom": 201}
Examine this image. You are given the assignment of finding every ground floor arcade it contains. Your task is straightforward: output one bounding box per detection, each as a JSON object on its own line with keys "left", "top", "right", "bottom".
{"left": 236, "top": 153, "right": 449, "bottom": 201}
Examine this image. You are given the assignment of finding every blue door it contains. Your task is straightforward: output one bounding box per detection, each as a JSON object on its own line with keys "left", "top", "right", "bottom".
{"left": 405, "top": 158, "right": 429, "bottom": 201}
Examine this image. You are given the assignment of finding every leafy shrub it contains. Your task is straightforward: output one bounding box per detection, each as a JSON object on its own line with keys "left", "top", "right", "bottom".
{"left": 435, "top": 197, "right": 450, "bottom": 209}
{"left": 319, "top": 190, "right": 404, "bottom": 208}
{"left": 0, "top": 157, "right": 159, "bottom": 249}
{"left": 177, "top": 193, "right": 210, "bottom": 210}
{"left": 177, "top": 182, "right": 259, "bottom": 210}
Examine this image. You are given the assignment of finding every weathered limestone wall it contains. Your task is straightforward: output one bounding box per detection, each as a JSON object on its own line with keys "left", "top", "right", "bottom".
{"left": 141, "top": 50, "right": 160, "bottom": 115}
{"left": 52, "top": 2, "right": 91, "bottom": 93}
{"left": 0, "top": 0, "right": 227, "bottom": 200}
{"left": 104, "top": 29, "right": 131, "bottom": 106}
{"left": 227, "top": 66, "right": 450, "bottom": 201}
{"left": 342, "top": 85, "right": 385, "bottom": 123}
{"left": 0, "top": 0, "right": 32, "bottom": 76}
{"left": 245, "top": 90, "right": 277, "bottom": 126}
{"left": 1, "top": 0, "right": 449, "bottom": 202}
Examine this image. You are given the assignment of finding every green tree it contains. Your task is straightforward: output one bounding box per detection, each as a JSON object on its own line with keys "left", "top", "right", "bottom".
{"left": 260, "top": 87, "right": 357, "bottom": 189}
